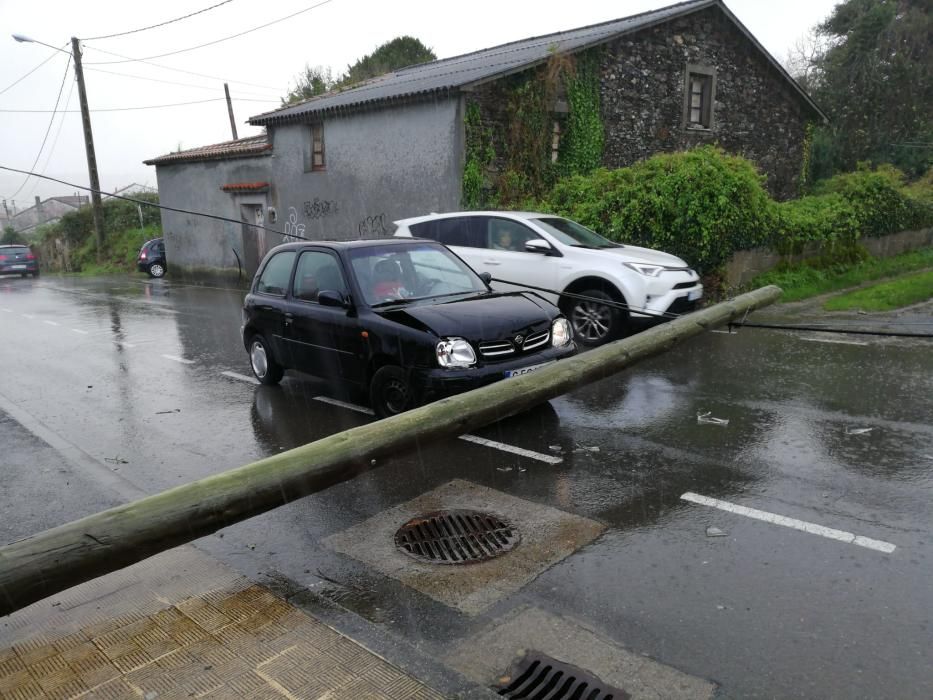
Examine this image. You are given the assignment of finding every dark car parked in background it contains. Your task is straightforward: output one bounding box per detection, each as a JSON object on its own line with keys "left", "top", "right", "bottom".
{"left": 241, "top": 239, "right": 576, "bottom": 417}
{"left": 137, "top": 238, "right": 166, "bottom": 278}
{"left": 0, "top": 245, "right": 39, "bottom": 278}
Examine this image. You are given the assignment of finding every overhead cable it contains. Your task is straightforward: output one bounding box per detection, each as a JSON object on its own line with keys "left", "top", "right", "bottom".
{"left": 84, "top": 67, "right": 280, "bottom": 99}
{"left": 81, "top": 45, "right": 284, "bottom": 92}
{"left": 0, "top": 48, "right": 67, "bottom": 97}
{"left": 81, "top": 1, "right": 235, "bottom": 41}
{"left": 83, "top": 0, "right": 335, "bottom": 64}
{"left": 27, "top": 72, "right": 78, "bottom": 196}
{"left": 5, "top": 58, "right": 72, "bottom": 200}
{"left": 0, "top": 97, "right": 278, "bottom": 113}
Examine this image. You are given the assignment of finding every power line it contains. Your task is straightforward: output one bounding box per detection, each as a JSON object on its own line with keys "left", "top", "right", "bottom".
{"left": 84, "top": 0, "right": 336, "bottom": 64}
{"left": 81, "top": 44, "right": 284, "bottom": 93}
{"left": 0, "top": 47, "right": 68, "bottom": 97}
{"left": 5, "top": 58, "right": 72, "bottom": 201}
{"left": 0, "top": 97, "right": 278, "bottom": 113}
{"left": 81, "top": 1, "right": 235, "bottom": 41}
{"left": 26, "top": 72, "right": 78, "bottom": 197}
{"left": 83, "top": 67, "right": 279, "bottom": 99}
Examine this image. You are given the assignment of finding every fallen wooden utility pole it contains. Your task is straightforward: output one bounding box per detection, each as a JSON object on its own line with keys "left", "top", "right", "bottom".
{"left": 0, "top": 286, "right": 781, "bottom": 616}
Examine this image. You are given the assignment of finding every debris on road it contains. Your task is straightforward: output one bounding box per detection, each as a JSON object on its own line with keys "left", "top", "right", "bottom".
{"left": 706, "top": 526, "right": 729, "bottom": 537}
{"left": 155, "top": 408, "right": 181, "bottom": 415}
{"left": 845, "top": 427, "right": 874, "bottom": 435}
{"left": 698, "top": 411, "right": 730, "bottom": 426}
{"left": 104, "top": 457, "right": 128, "bottom": 464}
{"left": 548, "top": 445, "right": 562, "bottom": 453}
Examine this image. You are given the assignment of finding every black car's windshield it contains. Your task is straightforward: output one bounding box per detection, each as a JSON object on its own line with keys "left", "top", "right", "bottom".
{"left": 349, "top": 242, "right": 487, "bottom": 307}
{"left": 532, "top": 217, "right": 620, "bottom": 249}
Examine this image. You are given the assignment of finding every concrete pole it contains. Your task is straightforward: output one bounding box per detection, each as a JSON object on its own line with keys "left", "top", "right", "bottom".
{"left": 71, "top": 37, "right": 105, "bottom": 260}
{"left": 224, "top": 83, "right": 238, "bottom": 140}
{"left": 0, "top": 286, "right": 783, "bottom": 615}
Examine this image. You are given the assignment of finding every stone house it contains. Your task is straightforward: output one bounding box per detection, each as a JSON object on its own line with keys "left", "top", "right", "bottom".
{"left": 146, "top": 0, "right": 824, "bottom": 281}
{"left": 2, "top": 196, "right": 89, "bottom": 234}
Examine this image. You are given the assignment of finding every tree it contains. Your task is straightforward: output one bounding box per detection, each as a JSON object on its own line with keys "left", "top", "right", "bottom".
{"left": 282, "top": 65, "right": 335, "bottom": 105}
{"left": 804, "top": 0, "right": 932, "bottom": 178}
{"left": 339, "top": 36, "right": 436, "bottom": 88}
{"left": 1, "top": 225, "right": 21, "bottom": 245}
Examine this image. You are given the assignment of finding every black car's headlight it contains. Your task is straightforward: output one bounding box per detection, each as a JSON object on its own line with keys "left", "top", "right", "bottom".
{"left": 436, "top": 337, "right": 476, "bottom": 368}
{"left": 552, "top": 317, "right": 572, "bottom": 347}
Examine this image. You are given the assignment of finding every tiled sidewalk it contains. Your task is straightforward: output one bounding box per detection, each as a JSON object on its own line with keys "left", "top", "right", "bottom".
{"left": 0, "top": 546, "right": 444, "bottom": 700}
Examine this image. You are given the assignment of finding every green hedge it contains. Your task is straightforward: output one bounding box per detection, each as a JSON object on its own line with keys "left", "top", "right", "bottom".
{"left": 537, "top": 150, "right": 933, "bottom": 274}
{"left": 543, "top": 146, "right": 775, "bottom": 272}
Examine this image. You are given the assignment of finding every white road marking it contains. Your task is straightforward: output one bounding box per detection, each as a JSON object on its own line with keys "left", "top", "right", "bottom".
{"left": 221, "top": 370, "right": 260, "bottom": 385}
{"left": 21, "top": 314, "right": 35, "bottom": 319}
{"left": 310, "top": 396, "right": 564, "bottom": 464}
{"left": 458, "top": 434, "right": 564, "bottom": 464}
{"left": 800, "top": 336, "right": 869, "bottom": 347}
{"left": 313, "top": 396, "right": 375, "bottom": 415}
{"left": 71, "top": 329, "right": 89, "bottom": 335}
{"left": 44, "top": 320, "right": 60, "bottom": 326}
{"left": 1, "top": 308, "right": 11, "bottom": 312}
{"left": 113, "top": 341, "right": 136, "bottom": 349}
{"left": 710, "top": 329, "right": 733, "bottom": 335}
{"left": 161, "top": 354, "right": 195, "bottom": 365}
{"left": 680, "top": 492, "right": 896, "bottom": 554}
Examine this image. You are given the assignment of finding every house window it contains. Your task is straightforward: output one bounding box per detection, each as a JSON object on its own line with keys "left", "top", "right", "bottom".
{"left": 683, "top": 65, "right": 716, "bottom": 130}
{"left": 311, "top": 123, "right": 325, "bottom": 170}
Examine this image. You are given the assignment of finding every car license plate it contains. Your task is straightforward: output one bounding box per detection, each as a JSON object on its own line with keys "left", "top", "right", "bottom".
{"left": 12, "top": 264, "right": 26, "bottom": 270}
{"left": 687, "top": 289, "right": 702, "bottom": 301}
{"left": 504, "top": 361, "right": 553, "bottom": 378}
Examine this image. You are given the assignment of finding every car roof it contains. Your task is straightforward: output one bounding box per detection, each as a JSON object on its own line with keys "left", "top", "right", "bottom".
{"left": 268, "top": 238, "right": 445, "bottom": 253}
{"left": 394, "top": 211, "right": 549, "bottom": 226}
{"left": 0, "top": 244, "right": 30, "bottom": 249}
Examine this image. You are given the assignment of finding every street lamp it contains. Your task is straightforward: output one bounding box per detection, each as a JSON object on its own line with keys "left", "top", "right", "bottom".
{"left": 11, "top": 33, "right": 105, "bottom": 259}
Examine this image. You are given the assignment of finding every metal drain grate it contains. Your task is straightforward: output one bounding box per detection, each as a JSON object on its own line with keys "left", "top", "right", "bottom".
{"left": 394, "top": 510, "right": 520, "bottom": 564}
{"left": 496, "top": 652, "right": 630, "bottom": 700}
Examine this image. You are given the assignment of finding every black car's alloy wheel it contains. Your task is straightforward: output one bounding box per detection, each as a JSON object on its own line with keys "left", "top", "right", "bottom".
{"left": 370, "top": 365, "right": 414, "bottom": 418}
{"left": 148, "top": 262, "right": 165, "bottom": 278}
{"left": 249, "top": 335, "right": 284, "bottom": 385}
{"left": 568, "top": 289, "right": 626, "bottom": 347}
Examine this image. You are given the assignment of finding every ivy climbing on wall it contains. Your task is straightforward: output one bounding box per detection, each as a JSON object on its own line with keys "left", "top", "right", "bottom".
{"left": 461, "top": 47, "right": 606, "bottom": 207}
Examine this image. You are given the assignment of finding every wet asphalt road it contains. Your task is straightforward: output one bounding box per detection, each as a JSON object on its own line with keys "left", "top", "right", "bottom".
{"left": 1, "top": 274, "right": 931, "bottom": 699}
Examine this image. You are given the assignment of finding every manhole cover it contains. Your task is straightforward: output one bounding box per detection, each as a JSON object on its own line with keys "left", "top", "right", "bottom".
{"left": 395, "top": 510, "right": 520, "bottom": 564}
{"left": 496, "top": 651, "right": 630, "bottom": 699}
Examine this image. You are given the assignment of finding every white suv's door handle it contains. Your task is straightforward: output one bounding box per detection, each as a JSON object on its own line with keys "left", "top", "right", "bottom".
{"left": 483, "top": 260, "right": 502, "bottom": 265}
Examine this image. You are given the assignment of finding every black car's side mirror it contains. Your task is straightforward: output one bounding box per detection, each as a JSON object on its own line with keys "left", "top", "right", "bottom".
{"left": 479, "top": 271, "right": 493, "bottom": 286}
{"left": 525, "top": 239, "right": 552, "bottom": 255}
{"left": 318, "top": 290, "right": 348, "bottom": 307}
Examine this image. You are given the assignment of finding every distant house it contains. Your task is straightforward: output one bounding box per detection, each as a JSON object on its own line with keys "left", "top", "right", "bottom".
{"left": 146, "top": 0, "right": 824, "bottom": 281}
{"left": 1, "top": 195, "right": 90, "bottom": 234}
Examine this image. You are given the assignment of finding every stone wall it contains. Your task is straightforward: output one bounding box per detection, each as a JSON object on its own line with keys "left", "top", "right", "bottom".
{"left": 599, "top": 6, "right": 813, "bottom": 200}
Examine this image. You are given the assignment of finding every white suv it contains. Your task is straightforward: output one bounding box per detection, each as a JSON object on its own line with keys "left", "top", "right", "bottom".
{"left": 394, "top": 211, "right": 702, "bottom": 346}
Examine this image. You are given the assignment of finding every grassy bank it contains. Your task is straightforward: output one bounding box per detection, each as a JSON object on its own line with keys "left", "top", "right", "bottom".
{"left": 69, "top": 226, "right": 160, "bottom": 276}
{"left": 750, "top": 247, "right": 933, "bottom": 303}
{"left": 823, "top": 270, "right": 933, "bottom": 311}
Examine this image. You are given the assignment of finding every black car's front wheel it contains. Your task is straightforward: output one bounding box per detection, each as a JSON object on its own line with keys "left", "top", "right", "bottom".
{"left": 249, "top": 335, "right": 284, "bottom": 385}
{"left": 566, "top": 289, "right": 627, "bottom": 347}
{"left": 370, "top": 365, "right": 414, "bottom": 418}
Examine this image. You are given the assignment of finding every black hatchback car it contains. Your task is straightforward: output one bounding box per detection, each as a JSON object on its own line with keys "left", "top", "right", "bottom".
{"left": 241, "top": 239, "right": 576, "bottom": 417}
{"left": 0, "top": 244, "right": 39, "bottom": 277}
{"left": 137, "top": 238, "right": 166, "bottom": 277}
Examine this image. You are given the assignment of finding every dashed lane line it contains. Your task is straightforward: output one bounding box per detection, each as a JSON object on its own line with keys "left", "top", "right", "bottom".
{"left": 71, "top": 329, "right": 89, "bottom": 335}
{"left": 680, "top": 492, "right": 896, "bottom": 554}
{"left": 800, "top": 336, "right": 869, "bottom": 347}
{"left": 311, "top": 396, "right": 564, "bottom": 464}
{"left": 43, "top": 320, "right": 60, "bottom": 326}
{"left": 113, "top": 341, "right": 136, "bottom": 349}
{"left": 221, "top": 370, "right": 260, "bottom": 385}
{"left": 161, "top": 354, "right": 195, "bottom": 365}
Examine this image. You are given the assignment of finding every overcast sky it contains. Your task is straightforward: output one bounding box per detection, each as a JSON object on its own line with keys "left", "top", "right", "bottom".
{"left": 0, "top": 0, "right": 839, "bottom": 206}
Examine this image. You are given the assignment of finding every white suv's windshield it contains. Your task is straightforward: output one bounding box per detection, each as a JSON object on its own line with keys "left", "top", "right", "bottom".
{"left": 350, "top": 243, "right": 487, "bottom": 307}
{"left": 532, "top": 217, "right": 620, "bottom": 249}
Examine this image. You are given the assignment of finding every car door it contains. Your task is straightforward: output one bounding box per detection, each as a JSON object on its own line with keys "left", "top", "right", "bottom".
{"left": 283, "top": 249, "right": 365, "bottom": 386}
{"left": 473, "top": 216, "right": 560, "bottom": 302}
{"left": 250, "top": 250, "right": 297, "bottom": 365}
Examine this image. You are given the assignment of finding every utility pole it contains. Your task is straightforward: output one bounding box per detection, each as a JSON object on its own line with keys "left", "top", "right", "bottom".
{"left": 224, "top": 83, "right": 238, "bottom": 140}
{"left": 71, "top": 36, "right": 105, "bottom": 260}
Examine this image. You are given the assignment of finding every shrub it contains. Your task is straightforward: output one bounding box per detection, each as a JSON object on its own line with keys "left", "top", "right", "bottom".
{"left": 543, "top": 145, "right": 776, "bottom": 272}
{"left": 814, "top": 165, "right": 933, "bottom": 236}
{"left": 773, "top": 193, "right": 861, "bottom": 254}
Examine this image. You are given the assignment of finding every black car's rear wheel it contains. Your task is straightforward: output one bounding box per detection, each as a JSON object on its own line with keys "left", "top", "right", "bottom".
{"left": 249, "top": 335, "right": 284, "bottom": 385}
{"left": 566, "top": 289, "right": 627, "bottom": 347}
{"left": 370, "top": 365, "right": 414, "bottom": 418}
{"left": 148, "top": 262, "right": 165, "bottom": 278}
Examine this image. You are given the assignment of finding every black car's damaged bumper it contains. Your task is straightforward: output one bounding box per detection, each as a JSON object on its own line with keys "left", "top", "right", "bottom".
{"left": 413, "top": 342, "right": 576, "bottom": 403}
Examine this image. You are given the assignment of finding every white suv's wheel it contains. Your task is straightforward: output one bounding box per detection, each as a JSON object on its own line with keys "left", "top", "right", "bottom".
{"left": 567, "top": 289, "right": 626, "bottom": 346}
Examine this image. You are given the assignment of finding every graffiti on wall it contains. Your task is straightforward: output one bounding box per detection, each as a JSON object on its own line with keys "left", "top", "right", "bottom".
{"left": 283, "top": 207, "right": 306, "bottom": 240}
{"left": 358, "top": 214, "right": 388, "bottom": 237}
{"left": 303, "top": 198, "right": 338, "bottom": 219}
